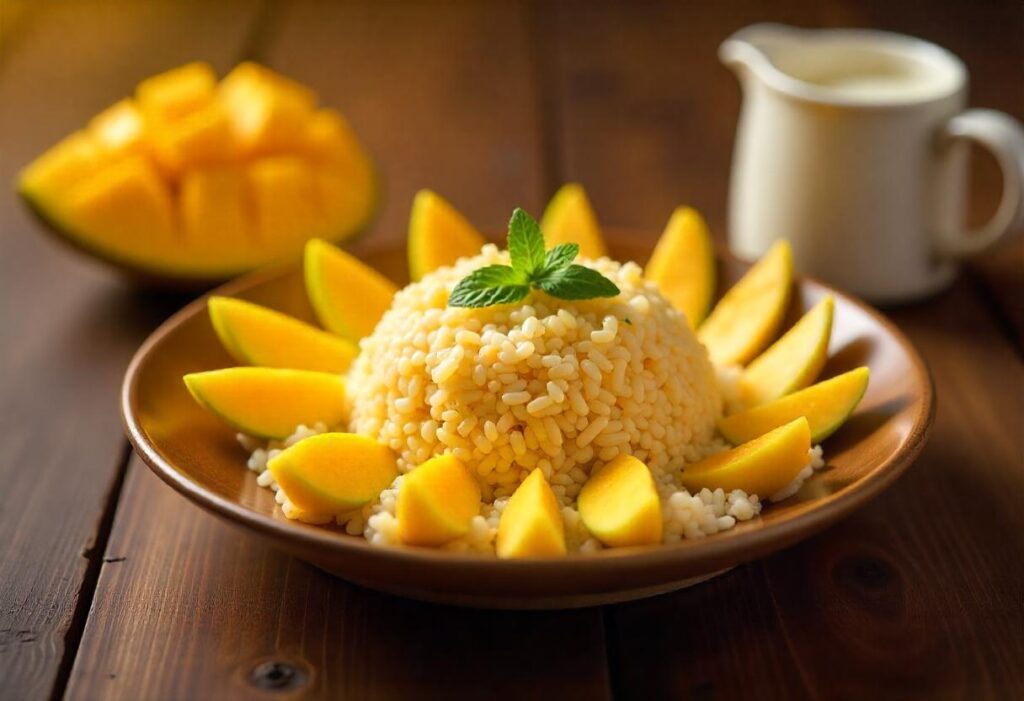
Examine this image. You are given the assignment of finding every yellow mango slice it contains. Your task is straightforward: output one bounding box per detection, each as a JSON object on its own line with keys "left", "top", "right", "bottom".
{"left": 408, "top": 189, "right": 486, "bottom": 281}
{"left": 150, "top": 100, "right": 235, "bottom": 175}
{"left": 208, "top": 296, "right": 358, "bottom": 373}
{"left": 698, "top": 240, "right": 793, "bottom": 367}
{"left": 60, "top": 155, "right": 175, "bottom": 264}
{"left": 682, "top": 417, "right": 811, "bottom": 497}
{"left": 645, "top": 206, "right": 716, "bottom": 328}
{"left": 248, "top": 156, "right": 321, "bottom": 252}
{"left": 268, "top": 433, "right": 397, "bottom": 515}
{"left": 719, "top": 367, "right": 870, "bottom": 445}
{"left": 304, "top": 238, "right": 397, "bottom": 341}
{"left": 540, "top": 183, "right": 607, "bottom": 259}
{"left": 740, "top": 296, "right": 834, "bottom": 408}
{"left": 397, "top": 454, "right": 481, "bottom": 547}
{"left": 496, "top": 469, "right": 566, "bottom": 559}
{"left": 18, "top": 131, "right": 105, "bottom": 208}
{"left": 221, "top": 62, "right": 317, "bottom": 156}
{"left": 88, "top": 99, "right": 146, "bottom": 156}
{"left": 184, "top": 367, "right": 348, "bottom": 440}
{"left": 136, "top": 61, "right": 216, "bottom": 126}
{"left": 578, "top": 455, "right": 662, "bottom": 548}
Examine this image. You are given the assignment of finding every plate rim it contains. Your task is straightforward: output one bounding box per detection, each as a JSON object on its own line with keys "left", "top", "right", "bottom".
{"left": 121, "top": 236, "right": 935, "bottom": 577}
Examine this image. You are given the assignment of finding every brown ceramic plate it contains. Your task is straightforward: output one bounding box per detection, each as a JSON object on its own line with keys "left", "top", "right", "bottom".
{"left": 122, "top": 232, "right": 934, "bottom": 609}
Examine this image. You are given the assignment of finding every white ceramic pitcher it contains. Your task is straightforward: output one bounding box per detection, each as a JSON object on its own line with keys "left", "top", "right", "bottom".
{"left": 721, "top": 24, "right": 1024, "bottom": 303}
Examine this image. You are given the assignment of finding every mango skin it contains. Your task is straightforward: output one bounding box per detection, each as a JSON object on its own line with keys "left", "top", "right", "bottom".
{"left": 397, "top": 454, "right": 481, "bottom": 547}
{"left": 578, "top": 455, "right": 663, "bottom": 548}
{"left": 682, "top": 417, "right": 811, "bottom": 498}
{"left": 645, "top": 206, "right": 716, "bottom": 328}
{"left": 408, "top": 189, "right": 486, "bottom": 281}
{"left": 496, "top": 469, "right": 566, "bottom": 559}
{"left": 719, "top": 367, "right": 870, "bottom": 445}
{"left": 698, "top": 240, "right": 793, "bottom": 367}
{"left": 184, "top": 367, "right": 348, "bottom": 440}
{"left": 269, "top": 433, "right": 397, "bottom": 515}
{"left": 540, "top": 183, "right": 607, "bottom": 260}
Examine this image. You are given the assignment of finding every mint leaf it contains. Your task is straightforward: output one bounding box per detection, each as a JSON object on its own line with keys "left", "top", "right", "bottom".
{"left": 542, "top": 243, "right": 579, "bottom": 273}
{"left": 535, "top": 264, "right": 620, "bottom": 300}
{"left": 508, "top": 208, "right": 545, "bottom": 276}
{"left": 448, "top": 265, "right": 529, "bottom": 308}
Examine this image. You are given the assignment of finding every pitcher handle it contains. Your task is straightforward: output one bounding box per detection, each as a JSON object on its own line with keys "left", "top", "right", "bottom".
{"left": 935, "top": 109, "right": 1024, "bottom": 257}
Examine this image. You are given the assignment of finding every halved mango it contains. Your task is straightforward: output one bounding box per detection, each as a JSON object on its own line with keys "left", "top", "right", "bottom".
{"left": 397, "top": 454, "right": 481, "bottom": 547}
{"left": 184, "top": 367, "right": 348, "bottom": 440}
{"left": 221, "top": 61, "right": 316, "bottom": 156}
{"left": 209, "top": 296, "right": 358, "bottom": 373}
{"left": 681, "top": 417, "right": 811, "bottom": 497}
{"left": 304, "top": 238, "right": 397, "bottom": 341}
{"left": 719, "top": 367, "right": 870, "bottom": 445}
{"left": 698, "top": 240, "right": 793, "bottom": 367}
{"left": 136, "top": 61, "right": 216, "bottom": 127}
{"left": 268, "top": 433, "right": 397, "bottom": 515}
{"left": 645, "top": 206, "right": 716, "bottom": 327}
{"left": 740, "top": 296, "right": 834, "bottom": 408}
{"left": 408, "top": 189, "right": 486, "bottom": 281}
{"left": 578, "top": 455, "right": 662, "bottom": 548}
{"left": 540, "top": 183, "right": 607, "bottom": 259}
{"left": 496, "top": 469, "right": 566, "bottom": 559}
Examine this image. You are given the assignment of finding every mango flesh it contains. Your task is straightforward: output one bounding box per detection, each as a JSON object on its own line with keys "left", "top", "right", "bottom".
{"left": 17, "top": 62, "right": 376, "bottom": 285}
{"left": 184, "top": 367, "right": 348, "bottom": 440}
{"left": 681, "top": 417, "right": 811, "bottom": 497}
{"left": 739, "top": 295, "right": 833, "bottom": 409}
{"left": 209, "top": 296, "right": 358, "bottom": 373}
{"left": 578, "top": 455, "right": 663, "bottom": 548}
{"left": 645, "top": 206, "right": 716, "bottom": 328}
{"left": 268, "top": 433, "right": 397, "bottom": 516}
{"left": 408, "top": 189, "right": 486, "bottom": 281}
{"left": 304, "top": 238, "right": 397, "bottom": 342}
{"left": 719, "top": 367, "right": 870, "bottom": 445}
{"left": 496, "top": 469, "right": 566, "bottom": 559}
{"left": 397, "top": 454, "right": 481, "bottom": 547}
{"left": 540, "top": 183, "right": 607, "bottom": 260}
{"left": 698, "top": 240, "right": 793, "bottom": 367}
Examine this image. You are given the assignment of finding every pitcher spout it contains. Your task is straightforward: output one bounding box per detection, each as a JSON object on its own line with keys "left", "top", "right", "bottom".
{"left": 718, "top": 23, "right": 803, "bottom": 80}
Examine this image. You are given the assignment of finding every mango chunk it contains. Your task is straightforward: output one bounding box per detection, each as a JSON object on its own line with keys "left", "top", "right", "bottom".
{"left": 408, "top": 189, "right": 486, "bottom": 281}
{"left": 699, "top": 240, "right": 793, "bottom": 367}
{"left": 682, "top": 417, "right": 811, "bottom": 497}
{"left": 184, "top": 367, "right": 348, "bottom": 440}
{"left": 178, "top": 165, "right": 257, "bottom": 272}
{"left": 304, "top": 238, "right": 397, "bottom": 341}
{"left": 209, "top": 296, "right": 358, "bottom": 373}
{"left": 397, "top": 454, "right": 481, "bottom": 547}
{"left": 248, "top": 156, "right": 321, "bottom": 251}
{"left": 136, "top": 61, "right": 216, "bottom": 126}
{"left": 645, "top": 206, "right": 716, "bottom": 328}
{"left": 540, "top": 183, "right": 607, "bottom": 259}
{"left": 88, "top": 99, "right": 146, "bottom": 156}
{"left": 740, "top": 296, "right": 834, "bottom": 408}
{"left": 221, "top": 62, "right": 316, "bottom": 156}
{"left": 268, "top": 433, "right": 397, "bottom": 515}
{"left": 578, "top": 455, "right": 662, "bottom": 548}
{"left": 496, "top": 469, "right": 566, "bottom": 559}
{"left": 719, "top": 367, "right": 870, "bottom": 445}
{"left": 150, "top": 100, "right": 235, "bottom": 175}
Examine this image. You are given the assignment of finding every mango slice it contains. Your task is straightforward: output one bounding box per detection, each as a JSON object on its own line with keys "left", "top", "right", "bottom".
{"left": 304, "top": 238, "right": 397, "bottom": 341}
{"left": 740, "top": 296, "right": 834, "bottom": 408}
{"left": 496, "top": 469, "right": 566, "bottom": 559}
{"left": 698, "top": 240, "right": 793, "bottom": 367}
{"left": 397, "top": 454, "right": 481, "bottom": 547}
{"left": 540, "top": 183, "right": 607, "bottom": 259}
{"left": 645, "top": 206, "right": 716, "bottom": 328}
{"left": 208, "top": 296, "right": 358, "bottom": 373}
{"left": 408, "top": 189, "right": 486, "bottom": 281}
{"left": 578, "top": 455, "right": 662, "bottom": 548}
{"left": 184, "top": 367, "right": 348, "bottom": 440}
{"left": 719, "top": 367, "right": 870, "bottom": 445}
{"left": 268, "top": 433, "right": 397, "bottom": 515}
{"left": 681, "top": 417, "right": 811, "bottom": 497}
{"left": 136, "top": 61, "right": 217, "bottom": 127}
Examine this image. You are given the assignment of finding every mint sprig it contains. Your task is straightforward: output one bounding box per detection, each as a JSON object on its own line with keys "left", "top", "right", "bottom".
{"left": 448, "top": 208, "right": 619, "bottom": 308}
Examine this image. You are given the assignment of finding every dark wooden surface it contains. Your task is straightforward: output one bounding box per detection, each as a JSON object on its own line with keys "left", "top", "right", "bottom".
{"left": 0, "top": 1, "right": 1020, "bottom": 699}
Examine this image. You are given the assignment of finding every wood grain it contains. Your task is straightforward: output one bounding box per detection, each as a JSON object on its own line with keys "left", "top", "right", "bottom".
{"left": 0, "top": 2, "right": 262, "bottom": 698}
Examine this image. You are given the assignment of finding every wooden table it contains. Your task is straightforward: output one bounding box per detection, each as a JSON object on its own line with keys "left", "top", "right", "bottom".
{"left": 2, "top": 2, "right": 1021, "bottom": 699}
